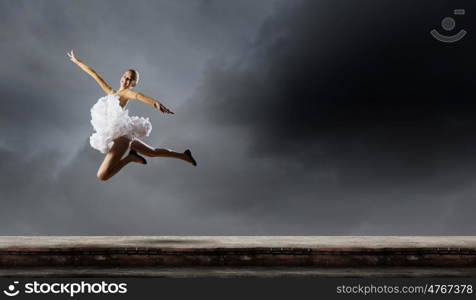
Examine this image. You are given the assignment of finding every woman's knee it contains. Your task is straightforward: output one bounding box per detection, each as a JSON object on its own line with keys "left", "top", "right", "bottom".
{"left": 97, "top": 168, "right": 109, "bottom": 181}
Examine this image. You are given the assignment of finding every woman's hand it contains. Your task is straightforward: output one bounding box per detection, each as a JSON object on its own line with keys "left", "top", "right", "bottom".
{"left": 67, "top": 50, "right": 80, "bottom": 64}
{"left": 154, "top": 101, "right": 174, "bottom": 114}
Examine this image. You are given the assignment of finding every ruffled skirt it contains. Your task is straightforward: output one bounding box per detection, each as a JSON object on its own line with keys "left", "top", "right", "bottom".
{"left": 89, "top": 93, "right": 152, "bottom": 154}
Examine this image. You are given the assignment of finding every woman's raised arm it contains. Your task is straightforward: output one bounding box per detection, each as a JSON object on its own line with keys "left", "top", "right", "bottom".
{"left": 67, "top": 50, "right": 113, "bottom": 94}
{"left": 118, "top": 89, "right": 174, "bottom": 114}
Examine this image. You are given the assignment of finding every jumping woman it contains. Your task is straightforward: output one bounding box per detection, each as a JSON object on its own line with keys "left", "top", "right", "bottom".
{"left": 67, "top": 50, "right": 196, "bottom": 181}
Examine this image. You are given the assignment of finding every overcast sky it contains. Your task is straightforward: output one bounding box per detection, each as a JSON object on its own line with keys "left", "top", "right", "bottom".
{"left": 1, "top": 0, "right": 476, "bottom": 235}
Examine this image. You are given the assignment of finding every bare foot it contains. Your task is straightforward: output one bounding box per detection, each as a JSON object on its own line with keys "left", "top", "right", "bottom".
{"left": 129, "top": 149, "right": 147, "bottom": 165}
{"left": 184, "top": 149, "right": 197, "bottom": 166}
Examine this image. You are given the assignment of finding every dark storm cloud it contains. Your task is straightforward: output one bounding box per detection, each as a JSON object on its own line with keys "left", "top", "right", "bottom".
{"left": 193, "top": 0, "right": 476, "bottom": 186}
{"left": 179, "top": 0, "right": 476, "bottom": 234}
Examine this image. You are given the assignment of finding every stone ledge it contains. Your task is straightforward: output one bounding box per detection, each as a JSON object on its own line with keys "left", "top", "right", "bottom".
{"left": 0, "top": 236, "right": 475, "bottom": 272}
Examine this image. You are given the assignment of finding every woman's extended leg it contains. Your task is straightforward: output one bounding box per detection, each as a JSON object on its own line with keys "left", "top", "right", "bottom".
{"left": 131, "top": 139, "right": 196, "bottom": 165}
{"left": 96, "top": 136, "right": 145, "bottom": 181}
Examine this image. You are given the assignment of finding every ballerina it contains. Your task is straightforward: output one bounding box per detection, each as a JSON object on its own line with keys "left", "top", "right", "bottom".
{"left": 67, "top": 50, "right": 196, "bottom": 181}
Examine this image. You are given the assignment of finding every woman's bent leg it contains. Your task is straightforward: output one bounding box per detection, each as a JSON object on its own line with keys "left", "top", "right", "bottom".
{"left": 97, "top": 137, "right": 137, "bottom": 181}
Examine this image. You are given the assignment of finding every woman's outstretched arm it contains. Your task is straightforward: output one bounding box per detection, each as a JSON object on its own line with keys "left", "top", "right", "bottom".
{"left": 67, "top": 50, "right": 113, "bottom": 94}
{"left": 117, "top": 89, "right": 174, "bottom": 114}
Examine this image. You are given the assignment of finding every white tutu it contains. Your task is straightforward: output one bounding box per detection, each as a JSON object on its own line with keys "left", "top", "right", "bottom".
{"left": 89, "top": 93, "right": 152, "bottom": 154}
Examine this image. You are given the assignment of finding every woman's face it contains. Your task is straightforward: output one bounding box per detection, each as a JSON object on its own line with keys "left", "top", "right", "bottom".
{"left": 120, "top": 71, "right": 136, "bottom": 88}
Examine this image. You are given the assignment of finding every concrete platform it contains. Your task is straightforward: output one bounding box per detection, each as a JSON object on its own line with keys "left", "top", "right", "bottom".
{"left": 1, "top": 236, "right": 476, "bottom": 277}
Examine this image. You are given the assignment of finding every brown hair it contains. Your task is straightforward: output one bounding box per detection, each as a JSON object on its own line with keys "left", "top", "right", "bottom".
{"left": 128, "top": 69, "right": 139, "bottom": 86}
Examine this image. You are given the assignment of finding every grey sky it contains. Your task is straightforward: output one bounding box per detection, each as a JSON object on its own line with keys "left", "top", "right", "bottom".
{"left": 1, "top": 0, "right": 476, "bottom": 235}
